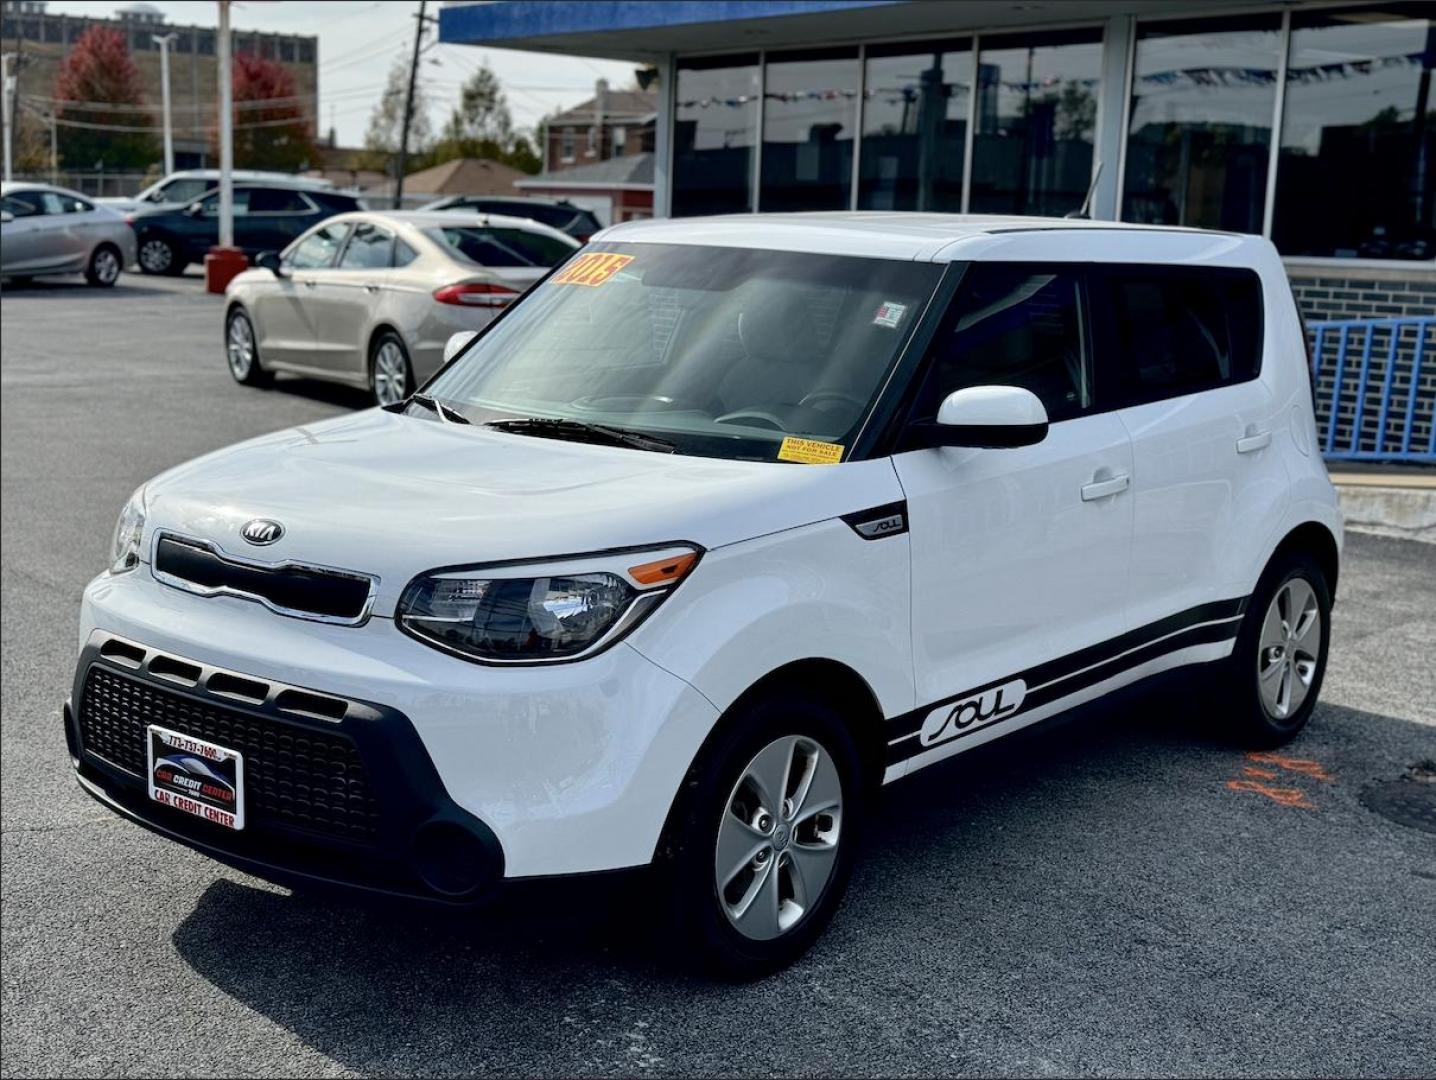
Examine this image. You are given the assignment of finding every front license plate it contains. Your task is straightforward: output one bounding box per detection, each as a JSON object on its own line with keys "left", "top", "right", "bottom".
{"left": 146, "top": 725, "right": 245, "bottom": 830}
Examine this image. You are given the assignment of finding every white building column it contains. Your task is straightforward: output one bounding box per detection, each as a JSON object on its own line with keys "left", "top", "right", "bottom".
{"left": 1090, "top": 14, "right": 1134, "bottom": 221}
{"left": 653, "top": 52, "right": 675, "bottom": 219}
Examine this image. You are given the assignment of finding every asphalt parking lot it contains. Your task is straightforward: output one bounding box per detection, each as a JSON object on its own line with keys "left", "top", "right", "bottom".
{"left": 2, "top": 271, "right": 1434, "bottom": 1079}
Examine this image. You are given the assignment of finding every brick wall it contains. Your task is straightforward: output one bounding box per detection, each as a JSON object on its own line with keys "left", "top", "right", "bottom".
{"left": 1286, "top": 263, "right": 1436, "bottom": 460}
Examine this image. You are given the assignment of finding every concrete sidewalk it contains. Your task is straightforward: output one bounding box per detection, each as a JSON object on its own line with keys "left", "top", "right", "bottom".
{"left": 1330, "top": 468, "right": 1435, "bottom": 543}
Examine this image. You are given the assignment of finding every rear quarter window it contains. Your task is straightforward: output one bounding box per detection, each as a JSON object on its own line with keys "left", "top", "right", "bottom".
{"left": 1096, "top": 265, "right": 1263, "bottom": 405}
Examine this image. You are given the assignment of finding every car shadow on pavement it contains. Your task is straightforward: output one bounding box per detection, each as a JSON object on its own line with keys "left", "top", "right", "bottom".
{"left": 0, "top": 277, "right": 200, "bottom": 299}
{"left": 265, "top": 377, "right": 375, "bottom": 410}
{"left": 168, "top": 687, "right": 1436, "bottom": 1076}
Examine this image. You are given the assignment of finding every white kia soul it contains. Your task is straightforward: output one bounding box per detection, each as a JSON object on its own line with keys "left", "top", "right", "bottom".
{"left": 68, "top": 213, "right": 1341, "bottom": 976}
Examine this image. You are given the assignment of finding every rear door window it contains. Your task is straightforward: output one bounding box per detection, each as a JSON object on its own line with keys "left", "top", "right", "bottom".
{"left": 337, "top": 222, "right": 394, "bottom": 269}
{"left": 908, "top": 263, "right": 1092, "bottom": 425}
{"left": 428, "top": 226, "right": 574, "bottom": 268}
{"left": 1095, "top": 266, "right": 1263, "bottom": 404}
{"left": 247, "top": 188, "right": 312, "bottom": 214}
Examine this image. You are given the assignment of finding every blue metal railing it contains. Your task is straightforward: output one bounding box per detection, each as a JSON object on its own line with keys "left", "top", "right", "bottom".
{"left": 1307, "top": 316, "right": 1435, "bottom": 464}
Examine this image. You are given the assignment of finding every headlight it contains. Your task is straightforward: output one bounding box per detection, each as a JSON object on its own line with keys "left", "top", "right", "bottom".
{"left": 110, "top": 486, "right": 147, "bottom": 573}
{"left": 397, "top": 545, "right": 700, "bottom": 663}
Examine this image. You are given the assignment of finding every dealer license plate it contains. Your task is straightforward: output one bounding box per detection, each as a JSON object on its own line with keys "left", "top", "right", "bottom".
{"left": 146, "top": 725, "right": 245, "bottom": 830}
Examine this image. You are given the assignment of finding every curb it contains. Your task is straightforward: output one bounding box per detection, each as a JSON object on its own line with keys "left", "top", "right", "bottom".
{"left": 1331, "top": 477, "right": 1436, "bottom": 544}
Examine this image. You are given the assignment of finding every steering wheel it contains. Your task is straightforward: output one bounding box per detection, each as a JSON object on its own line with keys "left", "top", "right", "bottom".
{"left": 798, "top": 390, "right": 866, "bottom": 412}
{"left": 714, "top": 409, "right": 789, "bottom": 431}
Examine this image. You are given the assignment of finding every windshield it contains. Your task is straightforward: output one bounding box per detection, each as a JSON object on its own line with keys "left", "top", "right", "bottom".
{"left": 422, "top": 242, "right": 941, "bottom": 462}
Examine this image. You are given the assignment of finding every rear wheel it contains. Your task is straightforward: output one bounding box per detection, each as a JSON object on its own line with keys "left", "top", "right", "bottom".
{"left": 1220, "top": 551, "right": 1331, "bottom": 747}
{"left": 226, "top": 307, "right": 271, "bottom": 387}
{"left": 665, "top": 688, "right": 864, "bottom": 979}
{"left": 369, "top": 330, "right": 413, "bottom": 407}
{"left": 85, "top": 244, "right": 122, "bottom": 287}
{"left": 138, "top": 236, "right": 182, "bottom": 276}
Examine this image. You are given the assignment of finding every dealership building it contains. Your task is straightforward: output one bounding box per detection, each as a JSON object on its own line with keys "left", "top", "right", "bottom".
{"left": 440, "top": 0, "right": 1434, "bottom": 326}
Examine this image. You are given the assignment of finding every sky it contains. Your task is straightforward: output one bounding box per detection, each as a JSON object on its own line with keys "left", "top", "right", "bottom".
{"left": 38, "top": 1, "right": 639, "bottom": 146}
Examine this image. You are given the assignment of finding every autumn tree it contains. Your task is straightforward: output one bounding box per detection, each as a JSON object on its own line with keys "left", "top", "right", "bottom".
{"left": 54, "top": 26, "right": 155, "bottom": 170}
{"left": 216, "top": 52, "right": 315, "bottom": 171}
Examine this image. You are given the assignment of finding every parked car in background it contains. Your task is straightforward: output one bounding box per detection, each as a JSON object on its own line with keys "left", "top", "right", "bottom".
{"left": 422, "top": 195, "right": 602, "bottom": 242}
{"left": 99, "top": 169, "right": 335, "bottom": 215}
{"left": 130, "top": 183, "right": 364, "bottom": 276}
{"left": 1, "top": 182, "right": 137, "bottom": 287}
{"left": 223, "top": 210, "right": 579, "bottom": 405}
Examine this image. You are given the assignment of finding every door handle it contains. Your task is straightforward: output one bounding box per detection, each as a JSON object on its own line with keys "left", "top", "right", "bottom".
{"left": 1236, "top": 430, "right": 1271, "bottom": 454}
{"left": 1081, "top": 473, "right": 1130, "bottom": 501}
{"left": 364, "top": 283, "right": 379, "bottom": 294}
{"left": 302, "top": 278, "right": 317, "bottom": 289}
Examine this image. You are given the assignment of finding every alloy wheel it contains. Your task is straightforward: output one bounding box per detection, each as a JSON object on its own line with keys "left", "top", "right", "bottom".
{"left": 93, "top": 248, "right": 120, "bottom": 284}
{"left": 373, "top": 340, "right": 408, "bottom": 406}
{"left": 227, "top": 315, "right": 255, "bottom": 380}
{"left": 1257, "top": 577, "right": 1322, "bottom": 721}
{"left": 139, "top": 239, "right": 171, "bottom": 273}
{"left": 715, "top": 734, "right": 843, "bottom": 942}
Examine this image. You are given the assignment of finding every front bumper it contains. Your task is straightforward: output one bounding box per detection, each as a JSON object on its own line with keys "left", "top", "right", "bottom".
{"left": 75, "top": 568, "right": 720, "bottom": 880}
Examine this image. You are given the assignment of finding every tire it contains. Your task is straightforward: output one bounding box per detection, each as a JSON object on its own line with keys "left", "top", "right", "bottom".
{"left": 369, "top": 330, "right": 414, "bottom": 408}
{"left": 137, "top": 235, "right": 183, "bottom": 276}
{"left": 663, "top": 688, "right": 865, "bottom": 979}
{"left": 85, "top": 243, "right": 122, "bottom": 287}
{"left": 225, "top": 307, "right": 272, "bottom": 387}
{"left": 1220, "top": 551, "right": 1332, "bottom": 748}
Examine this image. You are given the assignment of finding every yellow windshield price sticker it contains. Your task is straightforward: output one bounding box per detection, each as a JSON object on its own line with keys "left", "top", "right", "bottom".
{"left": 551, "top": 252, "right": 634, "bottom": 287}
{"left": 778, "top": 437, "right": 845, "bottom": 465}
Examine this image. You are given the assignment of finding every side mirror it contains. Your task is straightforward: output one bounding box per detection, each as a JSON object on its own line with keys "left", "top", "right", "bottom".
{"left": 255, "top": 250, "right": 288, "bottom": 278}
{"left": 443, "top": 330, "right": 479, "bottom": 364}
{"left": 0, "top": 210, "right": 12, "bottom": 224}
{"left": 910, "top": 385, "right": 1049, "bottom": 449}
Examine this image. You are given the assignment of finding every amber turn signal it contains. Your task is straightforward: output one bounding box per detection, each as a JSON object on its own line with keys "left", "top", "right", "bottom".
{"left": 628, "top": 551, "right": 699, "bottom": 587}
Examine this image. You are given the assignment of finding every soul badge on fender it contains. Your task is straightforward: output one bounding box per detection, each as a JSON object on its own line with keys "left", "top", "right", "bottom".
{"left": 919, "top": 678, "right": 1028, "bottom": 747}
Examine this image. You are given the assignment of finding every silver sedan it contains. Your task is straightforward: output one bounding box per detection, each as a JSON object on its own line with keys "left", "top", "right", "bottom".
{"left": 222, "top": 210, "right": 580, "bottom": 406}
{"left": 1, "top": 182, "right": 138, "bottom": 287}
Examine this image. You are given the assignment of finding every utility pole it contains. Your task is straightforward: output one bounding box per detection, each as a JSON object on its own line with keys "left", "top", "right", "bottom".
{"left": 218, "top": 0, "right": 233, "bottom": 248}
{"left": 153, "top": 32, "right": 179, "bottom": 176}
{"left": 1, "top": 53, "right": 15, "bottom": 183}
{"left": 393, "top": 0, "right": 429, "bottom": 210}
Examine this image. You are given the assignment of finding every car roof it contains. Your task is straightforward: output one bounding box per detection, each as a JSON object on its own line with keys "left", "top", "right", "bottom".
{"left": 431, "top": 195, "right": 579, "bottom": 209}
{"left": 597, "top": 212, "right": 1262, "bottom": 263}
{"left": 327, "top": 209, "right": 581, "bottom": 246}
{"left": 2, "top": 181, "right": 95, "bottom": 200}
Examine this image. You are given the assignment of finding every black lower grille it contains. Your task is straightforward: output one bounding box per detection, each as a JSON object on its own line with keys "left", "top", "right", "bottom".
{"left": 79, "top": 665, "right": 379, "bottom": 844}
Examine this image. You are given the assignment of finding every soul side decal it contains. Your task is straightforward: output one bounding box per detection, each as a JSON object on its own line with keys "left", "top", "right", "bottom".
{"left": 918, "top": 678, "right": 1027, "bottom": 747}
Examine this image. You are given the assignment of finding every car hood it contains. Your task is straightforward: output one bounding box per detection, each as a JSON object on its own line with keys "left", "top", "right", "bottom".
{"left": 141, "top": 408, "right": 902, "bottom": 617}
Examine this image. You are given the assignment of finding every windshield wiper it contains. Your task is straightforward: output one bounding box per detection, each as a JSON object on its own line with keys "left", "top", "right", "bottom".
{"left": 485, "top": 417, "right": 676, "bottom": 453}
{"left": 407, "top": 393, "right": 471, "bottom": 425}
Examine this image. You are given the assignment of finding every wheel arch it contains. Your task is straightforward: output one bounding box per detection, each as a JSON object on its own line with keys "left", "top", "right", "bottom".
{"left": 655, "top": 656, "right": 888, "bottom": 864}
{"left": 1266, "top": 520, "right": 1341, "bottom": 599}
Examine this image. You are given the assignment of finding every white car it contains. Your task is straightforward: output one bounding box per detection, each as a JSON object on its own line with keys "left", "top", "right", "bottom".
{"left": 223, "top": 210, "right": 578, "bottom": 406}
{"left": 98, "top": 168, "right": 335, "bottom": 215}
{"left": 66, "top": 214, "right": 1342, "bottom": 976}
{"left": 1, "top": 182, "right": 137, "bottom": 287}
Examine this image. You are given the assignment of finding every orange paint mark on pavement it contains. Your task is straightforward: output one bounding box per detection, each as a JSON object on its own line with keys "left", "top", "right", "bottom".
{"left": 1243, "top": 766, "right": 1279, "bottom": 780}
{"left": 1246, "top": 752, "right": 1333, "bottom": 781}
{"left": 1225, "top": 779, "right": 1316, "bottom": 809}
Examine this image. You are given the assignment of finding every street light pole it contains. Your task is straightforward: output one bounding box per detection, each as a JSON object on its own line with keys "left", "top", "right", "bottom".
{"left": 153, "top": 32, "right": 178, "bottom": 176}
{"left": 217, "top": 0, "right": 233, "bottom": 249}
{"left": 1, "top": 53, "right": 15, "bottom": 183}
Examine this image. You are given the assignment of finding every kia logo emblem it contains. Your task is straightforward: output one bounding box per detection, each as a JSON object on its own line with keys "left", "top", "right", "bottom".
{"left": 240, "top": 518, "right": 284, "bottom": 546}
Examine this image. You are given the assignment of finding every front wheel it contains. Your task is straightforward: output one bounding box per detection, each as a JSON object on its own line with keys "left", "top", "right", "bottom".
{"left": 665, "top": 689, "right": 864, "bottom": 978}
{"left": 85, "top": 243, "right": 122, "bottom": 287}
{"left": 226, "top": 307, "right": 271, "bottom": 387}
{"left": 137, "top": 236, "right": 183, "bottom": 276}
{"left": 369, "top": 331, "right": 413, "bottom": 407}
{"left": 1220, "top": 551, "right": 1332, "bottom": 747}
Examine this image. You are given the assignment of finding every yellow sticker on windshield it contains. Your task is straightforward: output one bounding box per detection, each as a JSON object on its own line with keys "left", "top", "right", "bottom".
{"left": 778, "top": 437, "right": 844, "bottom": 465}
{"left": 552, "top": 252, "right": 634, "bottom": 287}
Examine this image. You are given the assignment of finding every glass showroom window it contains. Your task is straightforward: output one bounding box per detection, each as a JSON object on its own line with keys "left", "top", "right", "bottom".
{"left": 1122, "top": 14, "right": 1283, "bottom": 232}
{"left": 1273, "top": 4, "right": 1435, "bottom": 260}
{"left": 968, "top": 28, "right": 1103, "bottom": 217}
{"left": 760, "top": 47, "right": 861, "bottom": 212}
{"left": 673, "top": 54, "right": 762, "bottom": 216}
{"left": 859, "top": 38, "right": 974, "bottom": 211}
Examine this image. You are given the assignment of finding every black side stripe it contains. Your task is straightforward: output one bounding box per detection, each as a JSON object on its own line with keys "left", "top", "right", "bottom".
{"left": 886, "top": 596, "right": 1248, "bottom": 765}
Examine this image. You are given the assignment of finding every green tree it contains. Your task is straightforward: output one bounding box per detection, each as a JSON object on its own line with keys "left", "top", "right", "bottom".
{"left": 442, "top": 64, "right": 512, "bottom": 145}
{"left": 54, "top": 25, "right": 156, "bottom": 170}
{"left": 363, "top": 55, "right": 432, "bottom": 168}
